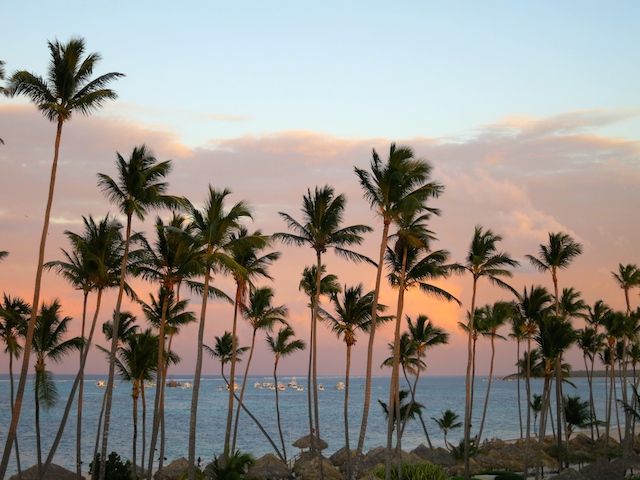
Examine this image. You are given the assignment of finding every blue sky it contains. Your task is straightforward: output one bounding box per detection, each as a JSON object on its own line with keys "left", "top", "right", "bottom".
{"left": 1, "top": 2, "right": 639, "bottom": 375}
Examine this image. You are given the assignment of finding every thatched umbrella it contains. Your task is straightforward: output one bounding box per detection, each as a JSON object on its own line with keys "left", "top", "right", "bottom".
{"left": 9, "top": 464, "right": 83, "bottom": 480}
{"left": 292, "top": 434, "right": 328, "bottom": 451}
{"left": 245, "top": 454, "right": 291, "bottom": 480}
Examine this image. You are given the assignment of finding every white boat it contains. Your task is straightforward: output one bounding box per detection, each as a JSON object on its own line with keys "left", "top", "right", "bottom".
{"left": 268, "top": 385, "right": 276, "bottom": 390}
{"left": 334, "top": 381, "right": 345, "bottom": 390}
{"left": 96, "top": 381, "right": 106, "bottom": 387}
{"left": 277, "top": 382, "right": 286, "bottom": 391}
{"left": 182, "top": 382, "right": 192, "bottom": 389}
{"left": 297, "top": 386, "right": 304, "bottom": 391}
{"left": 226, "top": 382, "right": 240, "bottom": 390}
{"left": 254, "top": 382, "right": 263, "bottom": 389}
{"left": 288, "top": 377, "right": 298, "bottom": 389}
{"left": 318, "top": 384, "right": 324, "bottom": 391}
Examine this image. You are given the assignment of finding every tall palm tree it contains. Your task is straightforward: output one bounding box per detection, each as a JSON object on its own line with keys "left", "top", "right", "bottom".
{"left": 320, "top": 284, "right": 383, "bottom": 479}
{"left": 32, "top": 300, "right": 83, "bottom": 475}
{"left": 299, "top": 264, "right": 340, "bottom": 461}
{"left": 526, "top": 231, "right": 582, "bottom": 469}
{"left": 266, "top": 325, "right": 305, "bottom": 461}
{"left": 476, "top": 301, "right": 514, "bottom": 442}
{"left": 509, "top": 309, "right": 527, "bottom": 438}
{"left": 0, "top": 294, "right": 30, "bottom": 476}
{"left": 97, "top": 145, "right": 179, "bottom": 480}
{"left": 0, "top": 38, "right": 122, "bottom": 478}
{"left": 585, "top": 300, "right": 610, "bottom": 439}
{"left": 462, "top": 226, "right": 519, "bottom": 478}
{"left": 232, "top": 286, "right": 287, "bottom": 452}
{"left": 186, "top": 187, "right": 250, "bottom": 479}
{"left": 43, "top": 214, "right": 124, "bottom": 476}
{"left": 225, "top": 227, "right": 279, "bottom": 457}
{"left": 113, "top": 329, "right": 159, "bottom": 479}
{"left": 277, "top": 185, "right": 372, "bottom": 466}
{"left": 354, "top": 143, "right": 442, "bottom": 456}
{"left": 431, "top": 410, "right": 462, "bottom": 449}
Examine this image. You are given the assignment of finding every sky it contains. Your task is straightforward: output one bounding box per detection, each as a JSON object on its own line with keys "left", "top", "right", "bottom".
{"left": 0, "top": 1, "right": 639, "bottom": 378}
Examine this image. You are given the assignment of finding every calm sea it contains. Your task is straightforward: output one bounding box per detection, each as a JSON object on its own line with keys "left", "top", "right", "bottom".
{"left": 0, "top": 373, "right": 613, "bottom": 476}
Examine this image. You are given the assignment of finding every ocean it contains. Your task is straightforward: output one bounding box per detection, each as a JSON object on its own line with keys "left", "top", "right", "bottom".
{"left": 0, "top": 373, "right": 614, "bottom": 476}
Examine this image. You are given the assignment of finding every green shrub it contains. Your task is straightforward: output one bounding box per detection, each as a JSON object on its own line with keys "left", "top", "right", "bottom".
{"left": 204, "top": 451, "right": 254, "bottom": 480}
{"left": 371, "top": 461, "right": 448, "bottom": 480}
{"left": 89, "top": 452, "right": 132, "bottom": 480}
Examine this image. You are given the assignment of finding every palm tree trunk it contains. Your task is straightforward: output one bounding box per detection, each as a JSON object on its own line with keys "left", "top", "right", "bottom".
{"left": 584, "top": 354, "right": 595, "bottom": 440}
{"left": 463, "top": 277, "right": 478, "bottom": 480}
{"left": 160, "top": 334, "right": 176, "bottom": 472}
{"left": 0, "top": 118, "right": 64, "bottom": 480}
{"left": 93, "top": 388, "right": 107, "bottom": 468}
{"left": 357, "top": 220, "right": 390, "bottom": 456}
{"left": 148, "top": 291, "right": 170, "bottom": 475}
{"left": 274, "top": 357, "right": 287, "bottom": 461}
{"left": 101, "top": 214, "right": 133, "bottom": 480}
{"left": 42, "top": 290, "right": 104, "bottom": 477}
{"left": 225, "top": 285, "right": 243, "bottom": 456}
{"left": 385, "top": 247, "right": 407, "bottom": 480}
{"left": 523, "top": 332, "right": 533, "bottom": 479}
{"left": 232, "top": 330, "right": 257, "bottom": 453}
{"left": 400, "top": 367, "right": 432, "bottom": 449}
{"left": 35, "top": 370, "right": 43, "bottom": 475}
{"left": 536, "top": 373, "right": 552, "bottom": 480}
{"left": 516, "top": 340, "right": 523, "bottom": 439}
{"left": 312, "top": 250, "right": 324, "bottom": 480}
{"left": 591, "top": 354, "right": 600, "bottom": 438}
{"left": 306, "top": 306, "right": 314, "bottom": 454}
{"left": 8, "top": 354, "right": 23, "bottom": 480}
{"left": 477, "top": 334, "right": 496, "bottom": 442}
{"left": 77, "top": 291, "right": 89, "bottom": 477}
{"left": 187, "top": 261, "right": 212, "bottom": 480}
{"left": 133, "top": 387, "right": 139, "bottom": 480}
{"left": 142, "top": 384, "right": 148, "bottom": 477}
{"left": 606, "top": 343, "right": 615, "bottom": 458}
{"left": 555, "top": 355, "right": 566, "bottom": 469}
{"left": 344, "top": 344, "right": 352, "bottom": 480}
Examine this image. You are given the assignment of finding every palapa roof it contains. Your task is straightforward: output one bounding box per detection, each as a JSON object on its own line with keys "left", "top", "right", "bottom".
{"left": 245, "top": 453, "right": 291, "bottom": 480}
{"left": 292, "top": 433, "right": 328, "bottom": 450}
{"left": 9, "top": 464, "right": 83, "bottom": 480}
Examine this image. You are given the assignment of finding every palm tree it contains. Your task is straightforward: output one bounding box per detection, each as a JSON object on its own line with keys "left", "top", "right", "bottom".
{"left": 186, "top": 187, "right": 251, "bottom": 479}
{"left": 113, "top": 329, "right": 159, "bottom": 479}
{"left": 0, "top": 250, "right": 8, "bottom": 261}
{"left": 266, "top": 325, "right": 305, "bottom": 461}
{"left": 431, "top": 410, "right": 462, "bottom": 449}
{"left": 225, "top": 227, "right": 279, "bottom": 457}
{"left": 585, "top": 300, "right": 610, "bottom": 439}
{"left": 0, "top": 295, "right": 30, "bottom": 476}
{"left": 526, "top": 231, "right": 582, "bottom": 469}
{"left": 277, "top": 185, "right": 372, "bottom": 465}
{"left": 564, "top": 395, "right": 596, "bottom": 440}
{"left": 0, "top": 38, "right": 122, "bottom": 478}
{"left": 462, "top": 226, "right": 519, "bottom": 478}
{"left": 139, "top": 285, "right": 196, "bottom": 469}
{"left": 476, "top": 301, "right": 514, "bottom": 443}
{"left": 43, "top": 214, "right": 124, "bottom": 476}
{"left": 612, "top": 264, "right": 640, "bottom": 317}
{"left": 531, "top": 394, "right": 543, "bottom": 435}
{"left": 32, "top": 300, "right": 83, "bottom": 474}
{"left": 298, "top": 264, "right": 341, "bottom": 463}
{"left": 320, "top": 284, "right": 382, "bottom": 479}
{"left": 97, "top": 145, "right": 179, "bottom": 480}
{"left": 509, "top": 309, "right": 526, "bottom": 438}
{"left": 134, "top": 214, "right": 200, "bottom": 472}
{"left": 354, "top": 143, "right": 442, "bottom": 456}
{"left": 232, "top": 286, "right": 287, "bottom": 453}
{"left": 578, "top": 326, "right": 602, "bottom": 439}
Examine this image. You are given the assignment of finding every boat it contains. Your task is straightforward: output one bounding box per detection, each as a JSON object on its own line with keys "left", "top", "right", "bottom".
{"left": 254, "top": 382, "right": 263, "bottom": 389}
{"left": 268, "top": 384, "right": 276, "bottom": 390}
{"left": 318, "top": 384, "right": 324, "bottom": 391}
{"left": 277, "top": 382, "right": 286, "bottom": 391}
{"left": 288, "top": 377, "right": 298, "bottom": 389}
{"left": 167, "top": 380, "right": 181, "bottom": 388}
{"left": 96, "top": 381, "right": 106, "bottom": 387}
{"left": 334, "top": 381, "right": 345, "bottom": 390}
{"left": 297, "top": 386, "right": 304, "bottom": 391}
{"left": 226, "top": 382, "right": 240, "bottom": 390}
{"left": 216, "top": 385, "right": 224, "bottom": 391}
{"left": 144, "top": 381, "right": 156, "bottom": 388}
{"left": 182, "top": 382, "right": 192, "bottom": 389}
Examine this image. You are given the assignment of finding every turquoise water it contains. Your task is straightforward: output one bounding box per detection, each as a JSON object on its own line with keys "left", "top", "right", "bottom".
{"left": 0, "top": 373, "right": 612, "bottom": 476}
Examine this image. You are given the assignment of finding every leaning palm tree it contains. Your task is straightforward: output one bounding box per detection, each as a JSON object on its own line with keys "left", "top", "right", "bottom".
{"left": 431, "top": 410, "right": 462, "bottom": 449}
{"left": 320, "top": 284, "right": 383, "bottom": 480}
{"left": 0, "top": 294, "right": 30, "bottom": 476}
{"left": 526, "top": 231, "right": 582, "bottom": 468}
{"left": 276, "top": 185, "right": 372, "bottom": 467}
{"left": 462, "top": 226, "right": 519, "bottom": 478}
{"left": 0, "top": 38, "right": 122, "bottom": 478}
{"left": 186, "top": 187, "right": 250, "bottom": 480}
{"left": 42, "top": 215, "right": 125, "bottom": 477}
{"left": 232, "top": 286, "right": 288, "bottom": 453}
{"left": 97, "top": 145, "right": 179, "bottom": 480}
{"left": 225, "top": 227, "right": 279, "bottom": 457}
{"left": 266, "top": 325, "right": 305, "bottom": 461}
{"left": 354, "top": 143, "right": 442, "bottom": 456}
{"left": 32, "top": 300, "right": 83, "bottom": 475}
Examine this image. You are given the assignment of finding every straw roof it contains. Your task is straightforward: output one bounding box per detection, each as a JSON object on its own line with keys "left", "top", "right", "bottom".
{"left": 245, "top": 454, "right": 291, "bottom": 480}
{"left": 9, "top": 464, "right": 83, "bottom": 480}
{"left": 292, "top": 434, "right": 328, "bottom": 450}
